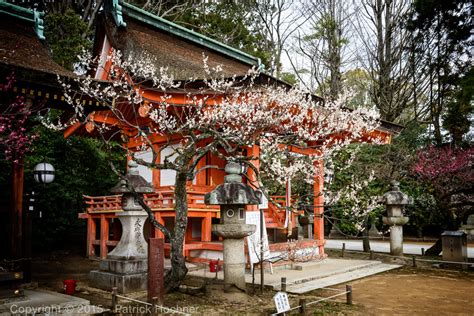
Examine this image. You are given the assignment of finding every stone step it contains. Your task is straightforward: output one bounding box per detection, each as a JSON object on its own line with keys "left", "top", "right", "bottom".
{"left": 284, "top": 262, "right": 401, "bottom": 294}
{"left": 268, "top": 261, "right": 381, "bottom": 289}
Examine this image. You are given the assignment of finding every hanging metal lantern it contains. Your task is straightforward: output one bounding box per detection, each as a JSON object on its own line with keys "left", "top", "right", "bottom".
{"left": 33, "top": 163, "right": 55, "bottom": 184}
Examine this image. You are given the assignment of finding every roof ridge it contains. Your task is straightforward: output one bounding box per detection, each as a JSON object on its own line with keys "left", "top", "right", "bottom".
{"left": 0, "top": 0, "right": 44, "bottom": 40}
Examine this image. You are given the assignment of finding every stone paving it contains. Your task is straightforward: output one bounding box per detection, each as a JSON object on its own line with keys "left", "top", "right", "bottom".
{"left": 0, "top": 289, "right": 105, "bottom": 315}
{"left": 188, "top": 258, "right": 401, "bottom": 294}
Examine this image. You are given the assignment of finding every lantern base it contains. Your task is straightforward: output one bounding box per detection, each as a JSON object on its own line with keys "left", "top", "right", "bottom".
{"left": 89, "top": 258, "right": 147, "bottom": 293}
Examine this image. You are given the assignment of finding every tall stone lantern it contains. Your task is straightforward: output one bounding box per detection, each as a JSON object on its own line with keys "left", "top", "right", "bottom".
{"left": 205, "top": 162, "right": 261, "bottom": 292}
{"left": 90, "top": 160, "right": 155, "bottom": 293}
{"left": 381, "top": 181, "right": 412, "bottom": 256}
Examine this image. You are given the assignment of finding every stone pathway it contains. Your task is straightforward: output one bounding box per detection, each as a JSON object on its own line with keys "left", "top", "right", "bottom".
{"left": 325, "top": 239, "right": 474, "bottom": 258}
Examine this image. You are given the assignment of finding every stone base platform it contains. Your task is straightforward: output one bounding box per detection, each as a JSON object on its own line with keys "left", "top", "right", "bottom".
{"left": 89, "top": 258, "right": 147, "bottom": 294}
{"left": 188, "top": 257, "right": 401, "bottom": 294}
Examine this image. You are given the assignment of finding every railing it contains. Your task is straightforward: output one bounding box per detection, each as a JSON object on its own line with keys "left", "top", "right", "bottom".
{"left": 83, "top": 189, "right": 218, "bottom": 213}
{"left": 270, "top": 280, "right": 353, "bottom": 315}
{"left": 84, "top": 195, "right": 122, "bottom": 213}
{"left": 271, "top": 195, "right": 298, "bottom": 207}
{"left": 83, "top": 191, "right": 300, "bottom": 215}
{"left": 266, "top": 195, "right": 303, "bottom": 228}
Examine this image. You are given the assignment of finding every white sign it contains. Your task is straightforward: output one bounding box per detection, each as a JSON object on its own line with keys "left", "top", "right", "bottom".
{"left": 273, "top": 291, "right": 291, "bottom": 314}
{"left": 259, "top": 192, "right": 268, "bottom": 209}
{"left": 134, "top": 150, "right": 153, "bottom": 183}
{"left": 246, "top": 211, "right": 271, "bottom": 271}
{"left": 160, "top": 145, "right": 179, "bottom": 186}
{"left": 160, "top": 144, "right": 196, "bottom": 185}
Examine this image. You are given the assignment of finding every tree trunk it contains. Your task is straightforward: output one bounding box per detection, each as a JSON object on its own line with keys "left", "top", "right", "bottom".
{"left": 425, "top": 202, "right": 458, "bottom": 256}
{"left": 164, "top": 171, "right": 189, "bottom": 292}
{"left": 425, "top": 238, "right": 442, "bottom": 256}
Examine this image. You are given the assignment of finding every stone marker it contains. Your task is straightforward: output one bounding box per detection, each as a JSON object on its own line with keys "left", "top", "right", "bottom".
{"left": 148, "top": 238, "right": 164, "bottom": 304}
{"left": 380, "top": 181, "right": 412, "bottom": 256}
{"left": 90, "top": 161, "right": 155, "bottom": 293}
{"left": 368, "top": 223, "right": 380, "bottom": 239}
{"left": 205, "top": 162, "right": 261, "bottom": 292}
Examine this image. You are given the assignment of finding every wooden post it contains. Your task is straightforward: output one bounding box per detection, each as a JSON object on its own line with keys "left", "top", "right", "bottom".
{"left": 111, "top": 287, "right": 117, "bottom": 312}
{"left": 341, "top": 243, "right": 345, "bottom": 257}
{"left": 313, "top": 160, "right": 325, "bottom": 255}
{"left": 260, "top": 207, "right": 264, "bottom": 294}
{"left": 151, "top": 297, "right": 158, "bottom": 316}
{"left": 412, "top": 256, "right": 417, "bottom": 268}
{"left": 281, "top": 277, "right": 287, "bottom": 292}
{"left": 100, "top": 214, "right": 109, "bottom": 259}
{"left": 285, "top": 178, "right": 291, "bottom": 237}
{"left": 201, "top": 213, "right": 212, "bottom": 242}
{"left": 299, "top": 298, "right": 307, "bottom": 315}
{"left": 346, "top": 284, "right": 353, "bottom": 305}
{"left": 152, "top": 145, "right": 161, "bottom": 188}
{"left": 87, "top": 216, "right": 96, "bottom": 257}
{"left": 148, "top": 238, "right": 165, "bottom": 304}
{"left": 369, "top": 250, "right": 374, "bottom": 260}
{"left": 154, "top": 213, "right": 164, "bottom": 239}
{"left": 23, "top": 191, "right": 33, "bottom": 282}
{"left": 215, "top": 258, "right": 220, "bottom": 279}
{"left": 10, "top": 160, "right": 24, "bottom": 259}
{"left": 185, "top": 219, "right": 193, "bottom": 243}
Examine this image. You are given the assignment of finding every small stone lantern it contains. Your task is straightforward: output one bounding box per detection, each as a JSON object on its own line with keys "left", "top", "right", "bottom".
{"left": 381, "top": 180, "right": 412, "bottom": 256}
{"left": 107, "top": 160, "right": 155, "bottom": 259}
{"left": 90, "top": 160, "right": 155, "bottom": 293}
{"left": 205, "top": 162, "right": 261, "bottom": 291}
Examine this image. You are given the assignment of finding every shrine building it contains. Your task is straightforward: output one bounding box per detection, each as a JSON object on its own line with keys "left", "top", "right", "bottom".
{"left": 67, "top": 1, "right": 401, "bottom": 263}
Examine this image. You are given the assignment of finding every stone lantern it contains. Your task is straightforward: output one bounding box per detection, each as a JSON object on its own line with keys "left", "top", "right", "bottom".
{"left": 205, "top": 162, "right": 261, "bottom": 292}
{"left": 90, "top": 160, "right": 155, "bottom": 293}
{"left": 381, "top": 180, "right": 412, "bottom": 256}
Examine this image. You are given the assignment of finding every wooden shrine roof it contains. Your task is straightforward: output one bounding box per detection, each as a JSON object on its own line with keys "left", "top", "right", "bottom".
{"left": 0, "top": 10, "right": 74, "bottom": 86}
{"left": 97, "top": 1, "right": 262, "bottom": 81}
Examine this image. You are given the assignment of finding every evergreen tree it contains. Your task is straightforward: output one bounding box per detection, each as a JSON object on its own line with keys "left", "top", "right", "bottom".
{"left": 407, "top": 0, "right": 473, "bottom": 145}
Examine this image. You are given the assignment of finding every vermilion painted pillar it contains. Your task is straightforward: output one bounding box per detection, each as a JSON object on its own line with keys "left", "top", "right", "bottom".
{"left": 286, "top": 178, "right": 292, "bottom": 236}
{"left": 152, "top": 145, "right": 161, "bottom": 188}
{"left": 87, "top": 216, "right": 96, "bottom": 257}
{"left": 201, "top": 213, "right": 212, "bottom": 242}
{"left": 313, "top": 160, "right": 325, "bottom": 255}
{"left": 246, "top": 145, "right": 260, "bottom": 212}
{"left": 100, "top": 214, "right": 109, "bottom": 259}
{"left": 154, "top": 213, "right": 164, "bottom": 239}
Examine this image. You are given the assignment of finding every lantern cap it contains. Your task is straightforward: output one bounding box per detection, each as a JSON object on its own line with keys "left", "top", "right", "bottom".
{"left": 205, "top": 162, "right": 261, "bottom": 205}
{"left": 110, "top": 160, "right": 155, "bottom": 193}
{"left": 379, "top": 180, "right": 412, "bottom": 206}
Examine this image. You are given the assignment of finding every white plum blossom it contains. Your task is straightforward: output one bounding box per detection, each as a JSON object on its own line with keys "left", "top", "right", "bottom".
{"left": 56, "top": 48, "right": 382, "bottom": 204}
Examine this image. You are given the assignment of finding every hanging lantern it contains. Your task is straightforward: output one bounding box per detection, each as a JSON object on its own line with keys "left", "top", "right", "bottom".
{"left": 85, "top": 120, "right": 95, "bottom": 133}
{"left": 34, "top": 163, "right": 55, "bottom": 184}
{"left": 138, "top": 101, "right": 151, "bottom": 118}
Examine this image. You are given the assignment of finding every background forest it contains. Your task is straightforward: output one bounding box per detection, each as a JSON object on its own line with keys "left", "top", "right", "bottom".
{"left": 0, "top": 0, "right": 472, "bottom": 254}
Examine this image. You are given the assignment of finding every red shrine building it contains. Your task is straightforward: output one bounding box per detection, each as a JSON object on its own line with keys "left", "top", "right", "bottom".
{"left": 68, "top": 1, "right": 400, "bottom": 263}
